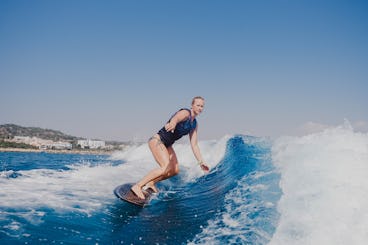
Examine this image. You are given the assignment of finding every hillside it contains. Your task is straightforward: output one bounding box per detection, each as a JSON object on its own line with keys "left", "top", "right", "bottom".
{"left": 0, "top": 124, "right": 80, "bottom": 142}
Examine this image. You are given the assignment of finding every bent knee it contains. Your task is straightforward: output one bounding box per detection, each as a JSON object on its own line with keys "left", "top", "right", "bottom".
{"left": 168, "top": 169, "right": 179, "bottom": 177}
{"left": 173, "top": 166, "right": 179, "bottom": 176}
{"left": 163, "top": 166, "right": 179, "bottom": 177}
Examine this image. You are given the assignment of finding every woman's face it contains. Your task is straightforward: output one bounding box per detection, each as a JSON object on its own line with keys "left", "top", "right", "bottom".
{"left": 192, "top": 99, "right": 205, "bottom": 116}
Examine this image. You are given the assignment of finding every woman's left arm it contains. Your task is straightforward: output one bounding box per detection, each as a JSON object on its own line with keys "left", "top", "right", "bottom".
{"left": 189, "top": 126, "right": 210, "bottom": 172}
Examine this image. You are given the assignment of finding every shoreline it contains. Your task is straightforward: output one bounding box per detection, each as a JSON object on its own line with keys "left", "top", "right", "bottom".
{"left": 0, "top": 147, "right": 115, "bottom": 155}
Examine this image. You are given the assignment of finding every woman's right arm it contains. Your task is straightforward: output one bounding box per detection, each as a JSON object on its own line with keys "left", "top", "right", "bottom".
{"left": 164, "top": 110, "right": 190, "bottom": 132}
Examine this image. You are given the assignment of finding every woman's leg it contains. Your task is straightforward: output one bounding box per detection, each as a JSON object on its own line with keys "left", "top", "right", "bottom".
{"left": 131, "top": 136, "right": 179, "bottom": 199}
{"left": 145, "top": 146, "right": 179, "bottom": 192}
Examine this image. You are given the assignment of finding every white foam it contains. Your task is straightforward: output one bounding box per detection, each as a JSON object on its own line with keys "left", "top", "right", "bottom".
{"left": 110, "top": 135, "right": 229, "bottom": 181}
{"left": 270, "top": 122, "right": 368, "bottom": 245}
{"left": 1, "top": 164, "right": 128, "bottom": 215}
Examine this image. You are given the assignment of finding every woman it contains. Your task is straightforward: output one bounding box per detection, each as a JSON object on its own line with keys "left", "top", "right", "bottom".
{"left": 131, "top": 96, "right": 210, "bottom": 199}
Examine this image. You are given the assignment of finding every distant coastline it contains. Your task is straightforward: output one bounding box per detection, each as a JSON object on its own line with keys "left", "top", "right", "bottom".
{"left": 0, "top": 147, "right": 115, "bottom": 155}
{"left": 0, "top": 124, "right": 129, "bottom": 154}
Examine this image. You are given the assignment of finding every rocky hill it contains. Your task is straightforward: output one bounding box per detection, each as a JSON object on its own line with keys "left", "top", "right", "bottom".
{"left": 0, "top": 124, "right": 80, "bottom": 142}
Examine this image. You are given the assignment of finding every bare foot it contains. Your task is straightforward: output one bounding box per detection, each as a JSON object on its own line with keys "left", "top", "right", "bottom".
{"left": 131, "top": 185, "right": 145, "bottom": 199}
{"left": 144, "top": 183, "right": 159, "bottom": 193}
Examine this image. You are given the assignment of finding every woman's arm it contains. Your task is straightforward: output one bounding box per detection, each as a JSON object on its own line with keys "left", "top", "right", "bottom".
{"left": 189, "top": 126, "right": 210, "bottom": 172}
{"left": 165, "top": 110, "right": 190, "bottom": 132}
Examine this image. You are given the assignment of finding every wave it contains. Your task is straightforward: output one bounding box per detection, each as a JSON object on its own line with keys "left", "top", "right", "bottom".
{"left": 189, "top": 136, "right": 281, "bottom": 244}
{"left": 108, "top": 135, "right": 281, "bottom": 244}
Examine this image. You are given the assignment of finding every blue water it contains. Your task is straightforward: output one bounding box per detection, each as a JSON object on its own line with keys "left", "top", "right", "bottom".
{"left": 0, "top": 135, "right": 282, "bottom": 244}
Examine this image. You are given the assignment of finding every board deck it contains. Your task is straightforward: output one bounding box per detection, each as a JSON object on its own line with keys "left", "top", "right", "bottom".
{"left": 114, "top": 183, "right": 153, "bottom": 207}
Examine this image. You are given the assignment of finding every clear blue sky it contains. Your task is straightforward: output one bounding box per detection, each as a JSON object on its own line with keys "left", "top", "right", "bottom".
{"left": 1, "top": 0, "right": 367, "bottom": 141}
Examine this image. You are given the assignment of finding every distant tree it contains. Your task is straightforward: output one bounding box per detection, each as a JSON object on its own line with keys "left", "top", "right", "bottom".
{"left": 0, "top": 141, "right": 37, "bottom": 149}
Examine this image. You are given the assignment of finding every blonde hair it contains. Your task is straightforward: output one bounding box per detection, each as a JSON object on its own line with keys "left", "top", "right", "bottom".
{"left": 192, "top": 96, "right": 204, "bottom": 105}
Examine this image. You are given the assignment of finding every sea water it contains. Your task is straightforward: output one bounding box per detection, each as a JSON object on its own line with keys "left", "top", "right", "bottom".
{"left": 0, "top": 122, "right": 367, "bottom": 244}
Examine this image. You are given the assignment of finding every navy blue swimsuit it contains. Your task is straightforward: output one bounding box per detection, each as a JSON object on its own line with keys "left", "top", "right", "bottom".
{"left": 157, "top": 108, "right": 197, "bottom": 147}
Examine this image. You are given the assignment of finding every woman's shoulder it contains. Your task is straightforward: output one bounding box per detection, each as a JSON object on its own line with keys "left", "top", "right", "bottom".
{"left": 178, "top": 108, "right": 191, "bottom": 113}
{"left": 176, "top": 108, "right": 191, "bottom": 119}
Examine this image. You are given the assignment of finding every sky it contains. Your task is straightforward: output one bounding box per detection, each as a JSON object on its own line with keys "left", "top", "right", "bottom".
{"left": 1, "top": 0, "right": 367, "bottom": 141}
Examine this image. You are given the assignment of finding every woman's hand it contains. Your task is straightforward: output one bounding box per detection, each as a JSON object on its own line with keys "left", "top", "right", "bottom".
{"left": 200, "top": 162, "right": 210, "bottom": 173}
{"left": 165, "top": 121, "right": 177, "bottom": 133}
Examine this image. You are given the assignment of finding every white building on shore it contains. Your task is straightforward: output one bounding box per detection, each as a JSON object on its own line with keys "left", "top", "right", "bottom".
{"left": 77, "top": 139, "right": 105, "bottom": 149}
{"left": 12, "top": 136, "right": 72, "bottom": 150}
{"left": 39, "top": 142, "right": 72, "bottom": 150}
